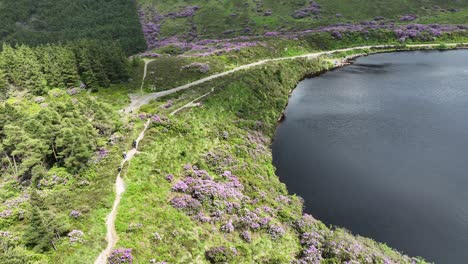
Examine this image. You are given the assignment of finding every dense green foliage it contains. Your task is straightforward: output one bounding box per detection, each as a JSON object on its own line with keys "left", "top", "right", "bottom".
{"left": 0, "top": 41, "right": 130, "bottom": 95}
{"left": 0, "top": 40, "right": 139, "bottom": 262}
{"left": 0, "top": 0, "right": 146, "bottom": 55}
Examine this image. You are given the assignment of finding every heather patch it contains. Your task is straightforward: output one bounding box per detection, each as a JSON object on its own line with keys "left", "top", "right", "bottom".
{"left": 293, "top": 1, "right": 322, "bottom": 19}
{"left": 108, "top": 248, "right": 133, "bottom": 264}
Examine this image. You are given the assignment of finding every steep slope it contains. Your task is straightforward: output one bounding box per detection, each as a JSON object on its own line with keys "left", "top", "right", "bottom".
{"left": 0, "top": 0, "right": 146, "bottom": 55}
{"left": 137, "top": 0, "right": 468, "bottom": 50}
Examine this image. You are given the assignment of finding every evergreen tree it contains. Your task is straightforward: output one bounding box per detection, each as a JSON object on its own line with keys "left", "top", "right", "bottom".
{"left": 23, "top": 190, "right": 54, "bottom": 252}
{"left": 0, "top": 67, "right": 7, "bottom": 100}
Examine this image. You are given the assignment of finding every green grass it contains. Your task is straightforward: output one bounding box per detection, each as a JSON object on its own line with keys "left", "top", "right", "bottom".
{"left": 138, "top": 0, "right": 467, "bottom": 40}
{"left": 116, "top": 51, "right": 433, "bottom": 263}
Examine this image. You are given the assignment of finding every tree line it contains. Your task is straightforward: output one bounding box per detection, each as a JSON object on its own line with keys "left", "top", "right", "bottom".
{"left": 0, "top": 0, "right": 146, "bottom": 55}
{"left": 0, "top": 40, "right": 130, "bottom": 95}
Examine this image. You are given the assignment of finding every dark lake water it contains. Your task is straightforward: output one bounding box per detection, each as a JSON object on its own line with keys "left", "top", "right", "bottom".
{"left": 272, "top": 50, "right": 468, "bottom": 263}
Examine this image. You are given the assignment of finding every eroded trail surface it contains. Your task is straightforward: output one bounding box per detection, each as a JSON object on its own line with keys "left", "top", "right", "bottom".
{"left": 94, "top": 119, "right": 151, "bottom": 263}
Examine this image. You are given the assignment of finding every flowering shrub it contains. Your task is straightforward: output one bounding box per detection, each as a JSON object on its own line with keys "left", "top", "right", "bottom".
{"left": 331, "top": 31, "right": 343, "bottom": 40}
{"left": 165, "top": 174, "right": 174, "bottom": 182}
{"left": 163, "top": 100, "right": 174, "bottom": 109}
{"left": 267, "top": 224, "right": 285, "bottom": 240}
{"left": 293, "top": 1, "right": 321, "bottom": 19}
{"left": 69, "top": 210, "right": 81, "bottom": 219}
{"left": 68, "top": 230, "right": 84, "bottom": 243}
{"left": 400, "top": 14, "right": 417, "bottom": 21}
{"left": 220, "top": 220, "right": 234, "bottom": 233}
{"left": 205, "top": 246, "right": 237, "bottom": 263}
{"left": 108, "top": 248, "right": 133, "bottom": 264}
{"left": 170, "top": 195, "right": 201, "bottom": 213}
{"left": 240, "top": 230, "right": 252, "bottom": 243}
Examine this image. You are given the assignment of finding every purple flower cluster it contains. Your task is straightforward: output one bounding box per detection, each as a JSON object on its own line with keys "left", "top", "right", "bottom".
{"left": 220, "top": 220, "right": 235, "bottom": 233}
{"left": 69, "top": 210, "right": 82, "bottom": 219}
{"left": 95, "top": 148, "right": 109, "bottom": 162}
{"left": 181, "top": 62, "right": 210, "bottom": 73}
{"left": 0, "top": 209, "right": 12, "bottom": 218}
{"left": 170, "top": 194, "right": 201, "bottom": 213}
{"left": 240, "top": 230, "right": 252, "bottom": 243}
{"left": 293, "top": 1, "right": 321, "bottom": 19}
{"left": 163, "top": 100, "right": 174, "bottom": 109}
{"left": 267, "top": 224, "right": 285, "bottom": 240}
{"left": 331, "top": 31, "right": 343, "bottom": 40}
{"left": 400, "top": 14, "right": 418, "bottom": 22}
{"left": 0, "top": 231, "right": 11, "bottom": 237}
{"left": 294, "top": 245, "right": 322, "bottom": 264}
{"left": 108, "top": 248, "right": 133, "bottom": 264}
{"left": 238, "top": 210, "right": 261, "bottom": 230}
{"left": 68, "top": 230, "right": 84, "bottom": 243}
{"left": 394, "top": 23, "right": 450, "bottom": 42}
{"left": 139, "top": 8, "right": 164, "bottom": 48}
{"left": 165, "top": 174, "right": 174, "bottom": 182}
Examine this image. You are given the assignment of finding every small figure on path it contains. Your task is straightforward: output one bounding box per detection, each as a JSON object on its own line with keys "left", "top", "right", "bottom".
{"left": 122, "top": 151, "right": 127, "bottom": 159}
{"left": 132, "top": 140, "right": 137, "bottom": 149}
{"left": 118, "top": 166, "right": 122, "bottom": 172}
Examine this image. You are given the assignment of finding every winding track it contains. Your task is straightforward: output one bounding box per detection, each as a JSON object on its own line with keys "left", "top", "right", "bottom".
{"left": 124, "top": 43, "right": 462, "bottom": 112}
{"left": 96, "top": 42, "right": 464, "bottom": 263}
{"left": 94, "top": 119, "right": 151, "bottom": 264}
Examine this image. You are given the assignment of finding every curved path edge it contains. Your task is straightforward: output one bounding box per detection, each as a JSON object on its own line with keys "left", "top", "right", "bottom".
{"left": 125, "top": 43, "right": 466, "bottom": 112}
{"left": 94, "top": 119, "right": 151, "bottom": 264}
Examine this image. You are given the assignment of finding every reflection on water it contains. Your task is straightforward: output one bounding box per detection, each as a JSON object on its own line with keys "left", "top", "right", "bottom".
{"left": 272, "top": 50, "right": 468, "bottom": 264}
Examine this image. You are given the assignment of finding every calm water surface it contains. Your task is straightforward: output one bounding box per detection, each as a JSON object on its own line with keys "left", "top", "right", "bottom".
{"left": 272, "top": 50, "right": 468, "bottom": 263}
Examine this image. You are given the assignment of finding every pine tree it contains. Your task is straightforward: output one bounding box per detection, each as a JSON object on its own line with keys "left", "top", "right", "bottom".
{"left": 74, "top": 46, "right": 97, "bottom": 88}
{"left": 23, "top": 191, "right": 54, "bottom": 252}
{"left": 58, "top": 46, "right": 80, "bottom": 88}
{"left": 0, "top": 67, "right": 7, "bottom": 100}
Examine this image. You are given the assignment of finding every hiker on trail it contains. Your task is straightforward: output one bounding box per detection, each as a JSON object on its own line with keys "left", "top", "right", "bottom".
{"left": 132, "top": 140, "right": 137, "bottom": 149}
{"left": 118, "top": 167, "right": 122, "bottom": 172}
{"left": 122, "top": 152, "right": 127, "bottom": 159}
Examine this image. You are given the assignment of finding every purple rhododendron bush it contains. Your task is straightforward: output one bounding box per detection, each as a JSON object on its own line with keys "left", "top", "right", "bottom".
{"left": 115, "top": 57, "right": 429, "bottom": 263}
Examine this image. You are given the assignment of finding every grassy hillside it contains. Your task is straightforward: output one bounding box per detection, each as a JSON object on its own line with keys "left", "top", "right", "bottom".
{"left": 137, "top": 0, "right": 467, "bottom": 43}
{"left": 0, "top": 0, "right": 146, "bottom": 55}
{"left": 114, "top": 47, "right": 441, "bottom": 263}
{"left": 0, "top": 1, "right": 466, "bottom": 263}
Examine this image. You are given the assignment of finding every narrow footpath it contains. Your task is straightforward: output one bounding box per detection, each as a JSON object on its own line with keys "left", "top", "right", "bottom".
{"left": 94, "top": 108, "right": 152, "bottom": 262}
{"left": 125, "top": 43, "right": 464, "bottom": 112}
